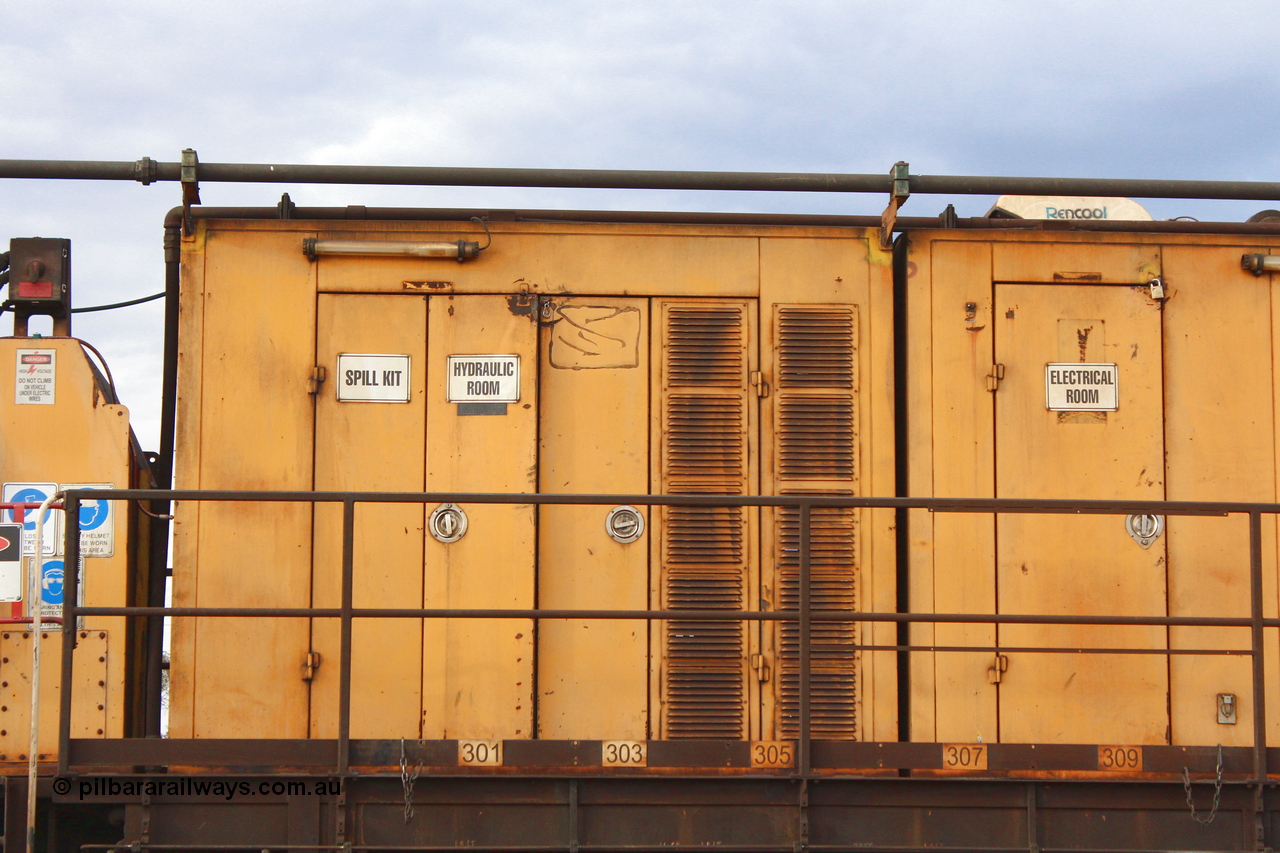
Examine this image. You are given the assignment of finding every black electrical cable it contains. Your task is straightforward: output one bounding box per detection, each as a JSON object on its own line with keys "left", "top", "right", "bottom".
{"left": 0, "top": 291, "right": 164, "bottom": 316}
{"left": 70, "top": 291, "right": 165, "bottom": 313}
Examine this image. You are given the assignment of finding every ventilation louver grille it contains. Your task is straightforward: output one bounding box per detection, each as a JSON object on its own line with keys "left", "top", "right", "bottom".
{"left": 660, "top": 303, "right": 752, "bottom": 739}
{"left": 772, "top": 305, "right": 860, "bottom": 740}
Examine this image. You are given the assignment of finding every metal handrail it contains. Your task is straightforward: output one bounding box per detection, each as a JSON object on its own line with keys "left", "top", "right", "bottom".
{"left": 52, "top": 489, "right": 1273, "bottom": 788}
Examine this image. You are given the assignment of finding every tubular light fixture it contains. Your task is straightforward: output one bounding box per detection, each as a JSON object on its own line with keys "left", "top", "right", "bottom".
{"left": 1242, "top": 253, "right": 1280, "bottom": 275}
{"left": 304, "top": 238, "right": 483, "bottom": 262}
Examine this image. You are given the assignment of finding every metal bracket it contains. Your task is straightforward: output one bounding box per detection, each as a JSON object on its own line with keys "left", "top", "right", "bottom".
{"left": 302, "top": 651, "right": 322, "bottom": 682}
{"left": 879, "top": 161, "right": 910, "bottom": 249}
{"left": 278, "top": 192, "right": 297, "bottom": 220}
{"left": 751, "top": 653, "right": 772, "bottom": 683}
{"left": 987, "top": 654, "right": 1009, "bottom": 684}
{"left": 986, "top": 363, "right": 1005, "bottom": 392}
{"left": 307, "top": 366, "right": 327, "bottom": 396}
{"left": 133, "top": 156, "right": 157, "bottom": 186}
{"left": 751, "top": 370, "right": 770, "bottom": 398}
{"left": 180, "top": 148, "right": 201, "bottom": 237}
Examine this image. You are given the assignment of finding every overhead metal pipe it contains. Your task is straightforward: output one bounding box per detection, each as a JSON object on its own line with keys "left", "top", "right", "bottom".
{"left": 3, "top": 156, "right": 1280, "bottom": 202}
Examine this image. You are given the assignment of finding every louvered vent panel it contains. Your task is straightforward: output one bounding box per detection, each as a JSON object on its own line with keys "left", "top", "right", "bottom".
{"left": 778, "top": 307, "right": 856, "bottom": 387}
{"left": 775, "top": 500, "right": 859, "bottom": 738}
{"left": 660, "top": 301, "right": 752, "bottom": 740}
{"left": 667, "top": 396, "right": 745, "bottom": 479}
{"left": 771, "top": 305, "right": 860, "bottom": 740}
{"left": 668, "top": 306, "right": 745, "bottom": 386}
{"left": 779, "top": 395, "right": 855, "bottom": 479}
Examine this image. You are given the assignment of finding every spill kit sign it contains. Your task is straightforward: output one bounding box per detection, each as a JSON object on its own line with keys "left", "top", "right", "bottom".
{"left": 15, "top": 349, "right": 55, "bottom": 405}
{"left": 447, "top": 355, "right": 520, "bottom": 403}
{"left": 1045, "top": 363, "right": 1119, "bottom": 411}
{"left": 336, "top": 354, "right": 411, "bottom": 402}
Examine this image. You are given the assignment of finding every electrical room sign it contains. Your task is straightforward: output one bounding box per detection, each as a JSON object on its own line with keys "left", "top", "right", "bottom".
{"left": 446, "top": 355, "right": 520, "bottom": 403}
{"left": 1045, "top": 363, "right": 1119, "bottom": 411}
{"left": 336, "top": 354, "right": 411, "bottom": 402}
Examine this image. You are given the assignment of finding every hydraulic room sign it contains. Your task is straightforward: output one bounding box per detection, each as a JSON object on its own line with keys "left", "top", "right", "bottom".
{"left": 447, "top": 355, "right": 520, "bottom": 403}
{"left": 1045, "top": 363, "right": 1119, "bottom": 411}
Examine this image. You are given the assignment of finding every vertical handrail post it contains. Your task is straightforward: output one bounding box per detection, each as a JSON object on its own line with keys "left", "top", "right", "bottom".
{"left": 57, "top": 495, "right": 81, "bottom": 776}
{"left": 338, "top": 499, "right": 355, "bottom": 776}
{"left": 1248, "top": 510, "right": 1268, "bottom": 847}
{"left": 798, "top": 502, "right": 812, "bottom": 777}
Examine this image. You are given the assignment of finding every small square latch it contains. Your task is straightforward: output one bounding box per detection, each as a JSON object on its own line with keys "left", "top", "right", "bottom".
{"left": 307, "top": 366, "right": 327, "bottom": 396}
{"left": 750, "top": 653, "right": 771, "bottom": 683}
{"left": 750, "top": 371, "right": 770, "bottom": 398}
{"left": 986, "top": 364, "right": 1005, "bottom": 392}
{"left": 303, "top": 651, "right": 322, "bottom": 682}
{"left": 1217, "top": 692, "right": 1237, "bottom": 725}
{"left": 987, "top": 654, "right": 1009, "bottom": 684}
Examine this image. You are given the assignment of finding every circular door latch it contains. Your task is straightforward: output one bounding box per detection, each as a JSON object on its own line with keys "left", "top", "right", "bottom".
{"left": 1125, "top": 513, "right": 1164, "bottom": 549}
{"left": 430, "top": 503, "right": 469, "bottom": 543}
{"left": 605, "top": 506, "right": 645, "bottom": 544}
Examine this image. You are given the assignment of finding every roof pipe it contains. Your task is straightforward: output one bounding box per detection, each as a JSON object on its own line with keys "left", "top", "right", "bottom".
{"left": 3, "top": 157, "right": 1280, "bottom": 202}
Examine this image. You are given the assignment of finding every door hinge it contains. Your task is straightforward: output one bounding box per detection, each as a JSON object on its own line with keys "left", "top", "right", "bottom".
{"left": 307, "top": 366, "right": 327, "bottom": 395}
{"left": 987, "top": 654, "right": 1009, "bottom": 684}
{"left": 986, "top": 363, "right": 1005, "bottom": 392}
{"left": 303, "top": 651, "right": 322, "bottom": 682}
{"left": 750, "top": 653, "right": 772, "bottom": 683}
{"left": 750, "top": 371, "right": 770, "bottom": 398}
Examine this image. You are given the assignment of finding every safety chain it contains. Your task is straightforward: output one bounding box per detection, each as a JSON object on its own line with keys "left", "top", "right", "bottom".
{"left": 400, "top": 738, "right": 423, "bottom": 823}
{"left": 1181, "top": 744, "right": 1224, "bottom": 826}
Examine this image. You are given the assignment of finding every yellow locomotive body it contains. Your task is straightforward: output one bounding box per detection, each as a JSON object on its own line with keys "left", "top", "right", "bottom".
{"left": 169, "top": 218, "right": 899, "bottom": 745}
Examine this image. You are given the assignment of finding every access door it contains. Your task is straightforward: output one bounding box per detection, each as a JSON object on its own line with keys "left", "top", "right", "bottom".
{"left": 312, "top": 293, "right": 537, "bottom": 739}
{"left": 993, "top": 283, "right": 1168, "bottom": 744}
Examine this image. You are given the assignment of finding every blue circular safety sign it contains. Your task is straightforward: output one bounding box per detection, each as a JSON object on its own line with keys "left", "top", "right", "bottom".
{"left": 79, "top": 498, "right": 109, "bottom": 531}
{"left": 8, "top": 487, "right": 50, "bottom": 530}
{"left": 41, "top": 560, "right": 64, "bottom": 605}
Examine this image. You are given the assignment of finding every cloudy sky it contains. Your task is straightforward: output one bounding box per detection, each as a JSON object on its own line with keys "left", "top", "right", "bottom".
{"left": 2, "top": 0, "right": 1278, "bottom": 449}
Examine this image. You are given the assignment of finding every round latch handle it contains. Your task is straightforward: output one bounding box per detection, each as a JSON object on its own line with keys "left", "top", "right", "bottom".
{"left": 605, "top": 506, "right": 645, "bottom": 544}
{"left": 429, "top": 503, "right": 469, "bottom": 544}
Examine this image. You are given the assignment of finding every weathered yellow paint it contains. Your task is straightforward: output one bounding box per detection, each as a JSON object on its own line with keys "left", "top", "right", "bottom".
{"left": 316, "top": 228, "right": 760, "bottom": 297}
{"left": 538, "top": 297, "right": 650, "bottom": 739}
{"left": 312, "top": 294, "right": 427, "bottom": 738}
{"left": 914, "top": 230, "right": 1280, "bottom": 745}
{"left": 168, "top": 229, "right": 207, "bottom": 739}
{"left": 178, "top": 219, "right": 895, "bottom": 745}
{"left": 1163, "top": 245, "right": 1279, "bottom": 746}
{"left": 177, "top": 228, "right": 317, "bottom": 738}
{"left": 0, "top": 631, "right": 108, "bottom": 759}
{"left": 993, "top": 242, "right": 1161, "bottom": 284}
{"left": 994, "top": 283, "right": 1167, "bottom": 744}
{"left": 423, "top": 295, "right": 537, "bottom": 739}
{"left": 926, "top": 241, "right": 998, "bottom": 744}
{"left": 0, "top": 338, "right": 136, "bottom": 754}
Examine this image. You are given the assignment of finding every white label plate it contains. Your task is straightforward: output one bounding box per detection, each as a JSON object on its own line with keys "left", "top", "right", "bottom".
{"left": 1045, "top": 363, "right": 1118, "bottom": 411}
{"left": 446, "top": 355, "right": 520, "bottom": 403}
{"left": 61, "top": 484, "right": 115, "bottom": 557}
{"left": 2, "top": 483, "right": 60, "bottom": 556}
{"left": 0, "top": 524, "right": 21, "bottom": 601}
{"left": 15, "top": 349, "right": 55, "bottom": 405}
{"left": 336, "top": 354, "right": 411, "bottom": 402}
